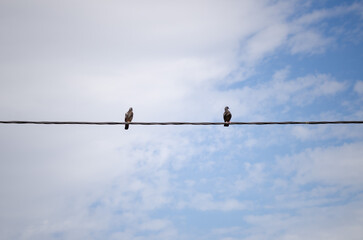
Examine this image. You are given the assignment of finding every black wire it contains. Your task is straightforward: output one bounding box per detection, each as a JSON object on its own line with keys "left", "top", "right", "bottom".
{"left": 0, "top": 121, "right": 363, "bottom": 125}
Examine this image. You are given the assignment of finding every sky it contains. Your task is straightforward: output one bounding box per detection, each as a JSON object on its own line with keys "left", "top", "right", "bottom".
{"left": 0, "top": 0, "right": 363, "bottom": 239}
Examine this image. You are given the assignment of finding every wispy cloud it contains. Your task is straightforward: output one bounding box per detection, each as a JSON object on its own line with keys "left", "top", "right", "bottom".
{"left": 354, "top": 80, "right": 363, "bottom": 96}
{"left": 277, "top": 142, "right": 363, "bottom": 186}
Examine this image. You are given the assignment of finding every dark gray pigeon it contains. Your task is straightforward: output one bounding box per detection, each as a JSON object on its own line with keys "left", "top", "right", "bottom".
{"left": 124, "top": 107, "right": 133, "bottom": 130}
{"left": 223, "top": 106, "right": 232, "bottom": 127}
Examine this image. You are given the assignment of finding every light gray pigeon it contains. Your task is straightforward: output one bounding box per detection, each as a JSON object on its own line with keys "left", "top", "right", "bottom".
{"left": 124, "top": 107, "right": 133, "bottom": 130}
{"left": 223, "top": 106, "right": 232, "bottom": 127}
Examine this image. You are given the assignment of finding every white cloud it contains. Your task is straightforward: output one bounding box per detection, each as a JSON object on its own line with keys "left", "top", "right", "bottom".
{"left": 287, "top": 2, "right": 363, "bottom": 54}
{"left": 233, "top": 163, "right": 265, "bottom": 192}
{"left": 295, "top": 2, "right": 363, "bottom": 26}
{"left": 354, "top": 81, "right": 363, "bottom": 95}
{"left": 291, "top": 125, "right": 363, "bottom": 141}
{"left": 221, "top": 72, "right": 346, "bottom": 120}
{"left": 187, "top": 193, "right": 247, "bottom": 211}
{"left": 139, "top": 219, "right": 172, "bottom": 231}
{"left": 243, "top": 198, "right": 363, "bottom": 240}
{"left": 277, "top": 142, "right": 363, "bottom": 186}
{"left": 242, "top": 23, "right": 289, "bottom": 63}
{"left": 288, "top": 30, "right": 333, "bottom": 54}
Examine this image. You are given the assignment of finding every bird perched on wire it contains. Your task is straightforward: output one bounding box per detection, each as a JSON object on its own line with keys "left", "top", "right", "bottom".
{"left": 223, "top": 106, "right": 232, "bottom": 127}
{"left": 124, "top": 107, "right": 133, "bottom": 130}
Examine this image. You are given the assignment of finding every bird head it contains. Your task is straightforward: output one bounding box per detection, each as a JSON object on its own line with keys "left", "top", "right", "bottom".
{"left": 225, "top": 106, "right": 229, "bottom": 111}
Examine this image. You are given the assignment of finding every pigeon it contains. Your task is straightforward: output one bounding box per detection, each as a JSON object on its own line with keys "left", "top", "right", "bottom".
{"left": 124, "top": 107, "right": 133, "bottom": 130}
{"left": 223, "top": 106, "right": 232, "bottom": 127}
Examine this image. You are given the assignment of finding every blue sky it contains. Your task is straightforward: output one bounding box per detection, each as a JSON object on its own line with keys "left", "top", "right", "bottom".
{"left": 0, "top": 1, "right": 363, "bottom": 239}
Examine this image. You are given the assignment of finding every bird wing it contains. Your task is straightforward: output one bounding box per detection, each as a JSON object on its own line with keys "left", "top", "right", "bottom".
{"left": 224, "top": 111, "right": 232, "bottom": 122}
{"left": 125, "top": 111, "right": 133, "bottom": 122}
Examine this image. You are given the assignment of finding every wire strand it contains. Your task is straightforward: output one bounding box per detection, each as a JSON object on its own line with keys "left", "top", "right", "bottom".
{"left": 0, "top": 121, "right": 363, "bottom": 125}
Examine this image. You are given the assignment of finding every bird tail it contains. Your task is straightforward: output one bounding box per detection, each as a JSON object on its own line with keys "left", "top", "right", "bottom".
{"left": 125, "top": 123, "right": 129, "bottom": 130}
{"left": 224, "top": 123, "right": 229, "bottom": 127}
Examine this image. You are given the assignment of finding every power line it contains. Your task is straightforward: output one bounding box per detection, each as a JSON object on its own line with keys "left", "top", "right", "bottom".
{"left": 0, "top": 120, "right": 363, "bottom": 126}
